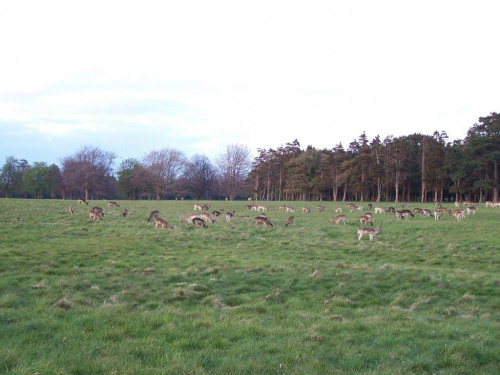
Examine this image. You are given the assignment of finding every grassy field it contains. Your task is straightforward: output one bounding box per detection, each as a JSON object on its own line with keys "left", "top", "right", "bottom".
{"left": 1, "top": 198, "right": 499, "bottom": 374}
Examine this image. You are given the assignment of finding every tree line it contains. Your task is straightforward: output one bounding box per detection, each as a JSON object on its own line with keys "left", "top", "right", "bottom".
{"left": 1, "top": 113, "right": 499, "bottom": 203}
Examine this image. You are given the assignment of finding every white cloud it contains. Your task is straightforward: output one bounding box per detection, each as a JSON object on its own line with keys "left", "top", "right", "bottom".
{"left": 1, "top": 0, "right": 499, "bottom": 165}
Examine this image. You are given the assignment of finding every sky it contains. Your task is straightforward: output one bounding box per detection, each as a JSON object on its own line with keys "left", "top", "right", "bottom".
{"left": 1, "top": 0, "right": 499, "bottom": 168}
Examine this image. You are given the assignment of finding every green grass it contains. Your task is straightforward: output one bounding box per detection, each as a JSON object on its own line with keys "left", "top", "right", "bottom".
{"left": 1, "top": 199, "right": 499, "bottom": 374}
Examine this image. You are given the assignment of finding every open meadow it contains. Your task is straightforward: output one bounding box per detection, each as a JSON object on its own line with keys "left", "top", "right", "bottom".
{"left": 1, "top": 198, "right": 499, "bottom": 374}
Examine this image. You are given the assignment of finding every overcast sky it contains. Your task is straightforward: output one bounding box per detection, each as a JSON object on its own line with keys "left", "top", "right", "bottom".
{"left": 1, "top": 0, "right": 499, "bottom": 168}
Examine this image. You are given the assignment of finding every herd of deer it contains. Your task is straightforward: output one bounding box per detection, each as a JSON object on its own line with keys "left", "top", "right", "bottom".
{"left": 68, "top": 198, "right": 495, "bottom": 240}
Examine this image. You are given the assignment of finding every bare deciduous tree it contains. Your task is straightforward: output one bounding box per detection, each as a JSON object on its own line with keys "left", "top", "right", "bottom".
{"left": 142, "top": 148, "right": 186, "bottom": 200}
{"left": 216, "top": 144, "right": 252, "bottom": 200}
{"left": 61, "top": 146, "right": 116, "bottom": 200}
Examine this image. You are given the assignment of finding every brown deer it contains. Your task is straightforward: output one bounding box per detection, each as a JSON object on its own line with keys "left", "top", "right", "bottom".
{"left": 194, "top": 204, "right": 203, "bottom": 211}
{"left": 285, "top": 216, "right": 295, "bottom": 227}
{"left": 359, "top": 215, "right": 373, "bottom": 226}
{"left": 330, "top": 214, "right": 346, "bottom": 225}
{"left": 225, "top": 210, "right": 235, "bottom": 222}
{"left": 357, "top": 225, "right": 382, "bottom": 241}
{"left": 92, "top": 207, "right": 104, "bottom": 218}
{"left": 89, "top": 209, "right": 103, "bottom": 222}
{"left": 122, "top": 209, "right": 128, "bottom": 218}
{"left": 254, "top": 216, "right": 273, "bottom": 228}
{"left": 200, "top": 212, "right": 215, "bottom": 223}
{"left": 147, "top": 210, "right": 159, "bottom": 222}
{"left": 317, "top": 206, "right": 326, "bottom": 212}
{"left": 302, "top": 206, "right": 311, "bottom": 213}
{"left": 193, "top": 217, "right": 208, "bottom": 228}
{"left": 181, "top": 214, "right": 201, "bottom": 224}
{"left": 154, "top": 216, "right": 174, "bottom": 229}
{"left": 108, "top": 201, "right": 120, "bottom": 207}
{"left": 68, "top": 205, "right": 75, "bottom": 214}
{"left": 77, "top": 198, "right": 88, "bottom": 205}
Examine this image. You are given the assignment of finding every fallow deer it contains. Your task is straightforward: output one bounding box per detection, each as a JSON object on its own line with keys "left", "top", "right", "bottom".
{"left": 193, "top": 217, "right": 208, "bottom": 228}
{"left": 422, "top": 209, "right": 432, "bottom": 217}
{"left": 68, "top": 205, "right": 75, "bottom": 214}
{"left": 202, "top": 204, "right": 211, "bottom": 211}
{"left": 108, "top": 201, "right": 120, "bottom": 207}
{"left": 450, "top": 209, "right": 465, "bottom": 221}
{"left": 194, "top": 204, "right": 203, "bottom": 211}
{"left": 225, "top": 211, "right": 235, "bottom": 222}
{"left": 302, "top": 206, "right": 311, "bottom": 213}
{"left": 317, "top": 205, "right": 326, "bottom": 212}
{"left": 279, "top": 205, "right": 287, "bottom": 211}
{"left": 330, "top": 214, "right": 346, "bottom": 225}
{"left": 89, "top": 209, "right": 103, "bottom": 222}
{"left": 374, "top": 207, "right": 385, "bottom": 214}
{"left": 92, "top": 207, "right": 104, "bottom": 218}
{"left": 359, "top": 215, "right": 373, "bottom": 226}
{"left": 257, "top": 205, "right": 268, "bottom": 212}
{"left": 367, "top": 203, "right": 373, "bottom": 210}
{"left": 122, "top": 209, "right": 128, "bottom": 218}
{"left": 413, "top": 208, "right": 423, "bottom": 215}
{"left": 200, "top": 212, "right": 215, "bottom": 223}
{"left": 254, "top": 216, "right": 273, "bottom": 228}
{"left": 77, "top": 198, "right": 88, "bottom": 205}
{"left": 466, "top": 205, "right": 477, "bottom": 215}
{"left": 181, "top": 214, "right": 201, "bottom": 224}
{"left": 334, "top": 207, "right": 343, "bottom": 213}
{"left": 245, "top": 204, "right": 255, "bottom": 210}
{"left": 286, "top": 206, "right": 295, "bottom": 213}
{"left": 154, "top": 216, "right": 174, "bottom": 229}
{"left": 285, "top": 216, "right": 295, "bottom": 227}
{"left": 147, "top": 210, "right": 159, "bottom": 222}
{"left": 357, "top": 225, "right": 382, "bottom": 241}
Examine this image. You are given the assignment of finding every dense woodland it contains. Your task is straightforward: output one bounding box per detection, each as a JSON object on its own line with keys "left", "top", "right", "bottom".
{"left": 1, "top": 113, "right": 499, "bottom": 203}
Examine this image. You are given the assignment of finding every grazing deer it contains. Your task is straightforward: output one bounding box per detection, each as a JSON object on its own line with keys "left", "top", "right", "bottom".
{"left": 317, "top": 206, "right": 326, "bottom": 212}
{"left": 68, "top": 205, "right": 75, "bottom": 214}
{"left": 154, "top": 216, "right": 174, "bottom": 229}
{"left": 359, "top": 215, "right": 373, "bottom": 226}
{"left": 434, "top": 210, "right": 442, "bottom": 221}
{"left": 147, "top": 210, "right": 159, "bottom": 222}
{"left": 401, "top": 209, "right": 414, "bottom": 219}
{"left": 374, "top": 207, "right": 385, "bottom": 214}
{"left": 357, "top": 225, "right": 382, "bottom": 241}
{"left": 302, "top": 206, "right": 311, "bottom": 213}
{"left": 422, "top": 209, "right": 432, "bottom": 217}
{"left": 122, "top": 209, "right": 128, "bottom": 218}
{"left": 450, "top": 209, "right": 465, "bottom": 221}
{"left": 259, "top": 213, "right": 267, "bottom": 218}
{"left": 285, "top": 216, "right": 295, "bottom": 227}
{"left": 334, "top": 207, "right": 343, "bottom": 213}
{"left": 485, "top": 201, "right": 494, "bottom": 208}
{"left": 254, "top": 216, "right": 273, "bottom": 228}
{"left": 279, "top": 205, "right": 287, "bottom": 211}
{"left": 108, "top": 201, "right": 120, "bottom": 207}
{"left": 77, "top": 198, "right": 88, "bottom": 205}
{"left": 89, "top": 209, "right": 103, "bottom": 222}
{"left": 92, "top": 207, "right": 104, "bottom": 217}
{"left": 395, "top": 211, "right": 403, "bottom": 220}
{"left": 257, "top": 205, "right": 268, "bottom": 212}
{"left": 349, "top": 205, "right": 358, "bottom": 213}
{"left": 181, "top": 214, "right": 201, "bottom": 224}
{"left": 413, "top": 208, "right": 423, "bottom": 215}
{"left": 200, "top": 212, "right": 215, "bottom": 223}
{"left": 245, "top": 204, "right": 255, "bottom": 210}
{"left": 192, "top": 217, "right": 208, "bottom": 228}
{"left": 212, "top": 209, "right": 224, "bottom": 217}
{"left": 202, "top": 204, "right": 211, "bottom": 211}
{"left": 455, "top": 200, "right": 462, "bottom": 208}
{"left": 364, "top": 212, "right": 372, "bottom": 218}
{"left": 367, "top": 203, "right": 373, "bottom": 210}
{"left": 466, "top": 205, "right": 477, "bottom": 215}
{"left": 194, "top": 204, "right": 203, "bottom": 211}
{"left": 225, "top": 211, "right": 235, "bottom": 222}
{"left": 286, "top": 206, "right": 295, "bottom": 213}
{"left": 330, "top": 214, "right": 346, "bottom": 225}
{"left": 356, "top": 206, "right": 364, "bottom": 212}
{"left": 385, "top": 207, "right": 395, "bottom": 214}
